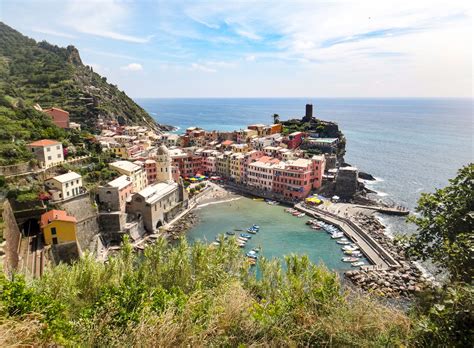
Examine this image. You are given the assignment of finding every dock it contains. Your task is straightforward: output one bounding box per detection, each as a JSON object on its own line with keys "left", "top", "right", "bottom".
{"left": 295, "top": 203, "right": 400, "bottom": 270}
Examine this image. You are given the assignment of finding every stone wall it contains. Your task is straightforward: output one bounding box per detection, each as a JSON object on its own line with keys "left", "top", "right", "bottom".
{"left": 58, "top": 195, "right": 99, "bottom": 252}
{"left": 0, "top": 162, "right": 35, "bottom": 176}
{"left": 1, "top": 200, "right": 21, "bottom": 274}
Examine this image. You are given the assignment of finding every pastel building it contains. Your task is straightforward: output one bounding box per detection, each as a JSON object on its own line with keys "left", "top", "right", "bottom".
{"left": 43, "top": 107, "right": 70, "bottom": 129}
{"left": 40, "top": 209, "right": 77, "bottom": 245}
{"left": 97, "top": 175, "right": 133, "bottom": 212}
{"left": 27, "top": 139, "right": 64, "bottom": 168}
{"left": 285, "top": 132, "right": 304, "bottom": 149}
{"left": 247, "top": 156, "right": 280, "bottom": 191}
{"left": 45, "top": 172, "right": 83, "bottom": 201}
{"left": 230, "top": 153, "right": 245, "bottom": 183}
{"left": 109, "top": 160, "right": 147, "bottom": 192}
{"left": 273, "top": 156, "right": 326, "bottom": 200}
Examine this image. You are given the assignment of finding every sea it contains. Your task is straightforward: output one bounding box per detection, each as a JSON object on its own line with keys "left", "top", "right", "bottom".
{"left": 136, "top": 98, "right": 472, "bottom": 266}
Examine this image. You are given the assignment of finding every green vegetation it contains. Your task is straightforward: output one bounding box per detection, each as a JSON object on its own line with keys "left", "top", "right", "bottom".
{"left": 0, "top": 22, "right": 160, "bottom": 164}
{"left": 0, "top": 238, "right": 412, "bottom": 346}
{"left": 0, "top": 22, "right": 158, "bottom": 130}
{"left": 402, "top": 164, "right": 473, "bottom": 347}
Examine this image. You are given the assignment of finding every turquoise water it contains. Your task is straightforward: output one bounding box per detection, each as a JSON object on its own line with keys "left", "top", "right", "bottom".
{"left": 187, "top": 197, "right": 367, "bottom": 271}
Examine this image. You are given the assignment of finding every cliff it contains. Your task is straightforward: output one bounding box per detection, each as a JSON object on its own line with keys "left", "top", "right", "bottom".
{"left": 0, "top": 22, "right": 166, "bottom": 131}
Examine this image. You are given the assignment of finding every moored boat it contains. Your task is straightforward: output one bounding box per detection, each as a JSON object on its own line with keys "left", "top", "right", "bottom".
{"left": 240, "top": 233, "right": 252, "bottom": 239}
{"left": 351, "top": 261, "right": 365, "bottom": 267}
{"left": 342, "top": 257, "right": 359, "bottom": 262}
{"left": 226, "top": 231, "right": 235, "bottom": 235}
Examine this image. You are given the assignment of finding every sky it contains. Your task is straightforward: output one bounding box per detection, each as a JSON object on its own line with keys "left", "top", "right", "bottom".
{"left": 1, "top": 0, "right": 472, "bottom": 98}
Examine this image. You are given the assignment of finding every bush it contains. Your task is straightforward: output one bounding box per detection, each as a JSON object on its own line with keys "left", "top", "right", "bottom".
{"left": 0, "top": 238, "right": 412, "bottom": 346}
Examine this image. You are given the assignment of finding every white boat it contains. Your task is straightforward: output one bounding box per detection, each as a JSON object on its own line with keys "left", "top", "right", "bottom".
{"left": 351, "top": 261, "right": 365, "bottom": 267}
{"left": 336, "top": 240, "right": 351, "bottom": 245}
{"left": 342, "top": 257, "right": 359, "bottom": 262}
{"left": 331, "top": 233, "right": 344, "bottom": 239}
{"left": 297, "top": 213, "right": 306, "bottom": 218}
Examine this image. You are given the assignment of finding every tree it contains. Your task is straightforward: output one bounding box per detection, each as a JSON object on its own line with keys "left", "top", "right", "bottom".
{"left": 404, "top": 164, "right": 473, "bottom": 283}
{"left": 404, "top": 164, "right": 474, "bottom": 347}
{"left": 272, "top": 113, "right": 280, "bottom": 124}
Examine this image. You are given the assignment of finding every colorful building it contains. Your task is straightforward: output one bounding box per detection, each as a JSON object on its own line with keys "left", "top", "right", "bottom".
{"left": 43, "top": 107, "right": 70, "bottom": 129}
{"left": 247, "top": 156, "right": 280, "bottom": 191}
{"left": 109, "top": 160, "right": 147, "bottom": 192}
{"left": 40, "top": 210, "right": 77, "bottom": 245}
{"left": 98, "top": 175, "right": 133, "bottom": 212}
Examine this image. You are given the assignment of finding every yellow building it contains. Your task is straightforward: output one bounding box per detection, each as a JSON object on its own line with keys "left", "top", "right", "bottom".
{"left": 40, "top": 210, "right": 77, "bottom": 245}
{"left": 109, "top": 142, "right": 129, "bottom": 159}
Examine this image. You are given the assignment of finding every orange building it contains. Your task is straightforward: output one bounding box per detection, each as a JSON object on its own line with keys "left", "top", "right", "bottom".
{"left": 43, "top": 107, "right": 70, "bottom": 129}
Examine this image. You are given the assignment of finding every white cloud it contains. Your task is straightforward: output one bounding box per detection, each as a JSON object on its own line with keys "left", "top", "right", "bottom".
{"left": 245, "top": 55, "right": 256, "bottom": 62}
{"left": 234, "top": 28, "right": 262, "bottom": 40}
{"left": 191, "top": 63, "right": 217, "bottom": 73}
{"left": 63, "top": 0, "right": 152, "bottom": 43}
{"left": 121, "top": 63, "right": 143, "bottom": 71}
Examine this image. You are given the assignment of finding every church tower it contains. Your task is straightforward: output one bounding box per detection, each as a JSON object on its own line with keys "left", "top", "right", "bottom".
{"left": 156, "top": 144, "right": 173, "bottom": 183}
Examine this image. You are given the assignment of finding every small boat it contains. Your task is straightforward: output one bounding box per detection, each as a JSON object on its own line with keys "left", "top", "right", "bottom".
{"left": 297, "top": 213, "right": 306, "bottom": 218}
{"left": 331, "top": 233, "right": 344, "bottom": 239}
{"left": 234, "top": 229, "right": 244, "bottom": 231}
{"left": 351, "top": 251, "right": 363, "bottom": 257}
{"left": 311, "top": 225, "right": 322, "bottom": 230}
{"left": 252, "top": 247, "right": 261, "bottom": 252}
{"left": 285, "top": 208, "right": 297, "bottom": 213}
{"left": 343, "top": 250, "right": 358, "bottom": 255}
{"left": 246, "top": 252, "right": 258, "bottom": 259}
{"left": 351, "top": 261, "right": 365, "bottom": 267}
{"left": 211, "top": 241, "right": 220, "bottom": 246}
{"left": 247, "top": 258, "right": 257, "bottom": 265}
{"left": 292, "top": 211, "right": 300, "bottom": 216}
{"left": 336, "top": 240, "right": 351, "bottom": 245}
{"left": 226, "top": 231, "right": 235, "bottom": 235}
{"left": 342, "top": 257, "right": 359, "bottom": 262}
{"left": 240, "top": 233, "right": 252, "bottom": 239}
{"left": 247, "top": 228, "right": 257, "bottom": 234}
{"left": 252, "top": 224, "right": 260, "bottom": 230}
{"left": 237, "top": 237, "right": 248, "bottom": 242}
{"left": 342, "top": 245, "right": 359, "bottom": 251}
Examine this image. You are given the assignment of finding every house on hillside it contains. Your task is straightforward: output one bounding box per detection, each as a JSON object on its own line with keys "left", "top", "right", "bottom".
{"left": 43, "top": 107, "right": 70, "bottom": 129}
{"left": 40, "top": 210, "right": 77, "bottom": 245}
{"left": 27, "top": 139, "right": 64, "bottom": 168}
{"left": 44, "top": 171, "right": 84, "bottom": 201}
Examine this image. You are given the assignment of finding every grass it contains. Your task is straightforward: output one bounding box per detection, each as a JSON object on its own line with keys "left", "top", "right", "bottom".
{"left": 0, "top": 237, "right": 413, "bottom": 346}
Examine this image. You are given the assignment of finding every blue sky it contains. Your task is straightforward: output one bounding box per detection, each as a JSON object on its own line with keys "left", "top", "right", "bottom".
{"left": 1, "top": 0, "right": 472, "bottom": 98}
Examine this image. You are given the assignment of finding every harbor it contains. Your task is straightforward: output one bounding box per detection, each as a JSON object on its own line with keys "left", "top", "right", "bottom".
{"left": 186, "top": 196, "right": 369, "bottom": 271}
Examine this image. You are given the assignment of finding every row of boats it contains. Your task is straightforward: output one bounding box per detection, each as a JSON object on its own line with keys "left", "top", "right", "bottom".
{"left": 306, "top": 218, "right": 366, "bottom": 267}
{"left": 284, "top": 208, "right": 306, "bottom": 218}
{"left": 213, "top": 224, "right": 261, "bottom": 265}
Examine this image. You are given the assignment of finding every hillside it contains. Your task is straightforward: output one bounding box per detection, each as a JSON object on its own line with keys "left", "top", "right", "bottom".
{"left": 0, "top": 22, "right": 165, "bottom": 132}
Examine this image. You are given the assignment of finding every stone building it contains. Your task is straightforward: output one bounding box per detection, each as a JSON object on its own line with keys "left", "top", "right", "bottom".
{"left": 335, "top": 166, "right": 359, "bottom": 198}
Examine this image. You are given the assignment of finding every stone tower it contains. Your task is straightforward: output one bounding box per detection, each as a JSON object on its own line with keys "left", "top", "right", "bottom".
{"left": 156, "top": 144, "right": 173, "bottom": 183}
{"left": 303, "top": 104, "right": 313, "bottom": 122}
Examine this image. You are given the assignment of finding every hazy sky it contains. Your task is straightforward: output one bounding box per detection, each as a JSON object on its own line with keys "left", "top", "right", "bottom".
{"left": 1, "top": 0, "right": 472, "bottom": 98}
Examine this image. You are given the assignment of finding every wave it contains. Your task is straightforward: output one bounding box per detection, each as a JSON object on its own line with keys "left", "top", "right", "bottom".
{"left": 196, "top": 197, "right": 241, "bottom": 208}
{"left": 376, "top": 191, "right": 388, "bottom": 197}
{"left": 150, "top": 112, "right": 157, "bottom": 116}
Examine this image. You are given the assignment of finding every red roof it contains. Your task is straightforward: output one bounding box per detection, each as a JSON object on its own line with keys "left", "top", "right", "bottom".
{"left": 28, "top": 139, "right": 60, "bottom": 147}
{"left": 258, "top": 156, "right": 280, "bottom": 164}
{"left": 221, "top": 140, "right": 234, "bottom": 146}
{"left": 40, "top": 210, "right": 76, "bottom": 227}
{"left": 43, "top": 107, "right": 69, "bottom": 115}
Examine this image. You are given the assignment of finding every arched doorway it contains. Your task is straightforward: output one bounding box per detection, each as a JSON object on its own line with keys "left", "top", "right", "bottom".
{"left": 156, "top": 220, "right": 163, "bottom": 229}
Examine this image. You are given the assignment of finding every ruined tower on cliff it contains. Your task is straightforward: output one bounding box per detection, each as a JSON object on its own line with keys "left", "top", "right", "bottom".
{"left": 302, "top": 104, "right": 314, "bottom": 123}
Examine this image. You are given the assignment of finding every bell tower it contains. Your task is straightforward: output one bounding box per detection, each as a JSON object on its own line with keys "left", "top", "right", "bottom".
{"left": 156, "top": 145, "right": 173, "bottom": 183}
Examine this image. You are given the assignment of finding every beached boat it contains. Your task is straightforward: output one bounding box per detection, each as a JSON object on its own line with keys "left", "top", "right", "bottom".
{"left": 226, "top": 231, "right": 235, "bottom": 235}
{"left": 351, "top": 261, "right": 365, "bottom": 267}
{"left": 342, "top": 257, "right": 359, "bottom": 262}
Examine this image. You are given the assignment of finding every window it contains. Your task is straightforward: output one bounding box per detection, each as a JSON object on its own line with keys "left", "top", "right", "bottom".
{"left": 56, "top": 145, "right": 60, "bottom": 150}
{"left": 48, "top": 156, "right": 52, "bottom": 160}
{"left": 51, "top": 227, "right": 57, "bottom": 235}
{"left": 47, "top": 147, "right": 51, "bottom": 152}
{"left": 57, "top": 154, "right": 61, "bottom": 158}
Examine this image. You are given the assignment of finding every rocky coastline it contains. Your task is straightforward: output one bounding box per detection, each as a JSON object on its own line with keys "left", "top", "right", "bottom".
{"left": 345, "top": 214, "right": 432, "bottom": 298}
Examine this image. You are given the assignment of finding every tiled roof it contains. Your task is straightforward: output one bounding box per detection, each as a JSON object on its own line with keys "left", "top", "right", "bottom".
{"left": 28, "top": 139, "right": 61, "bottom": 147}
{"left": 40, "top": 210, "right": 76, "bottom": 227}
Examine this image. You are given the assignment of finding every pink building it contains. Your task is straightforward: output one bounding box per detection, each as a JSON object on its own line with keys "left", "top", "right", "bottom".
{"left": 144, "top": 159, "right": 158, "bottom": 184}
{"left": 43, "top": 107, "right": 70, "bottom": 129}
{"left": 246, "top": 156, "right": 280, "bottom": 191}
{"left": 273, "top": 155, "right": 326, "bottom": 200}
{"left": 98, "top": 175, "right": 133, "bottom": 212}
